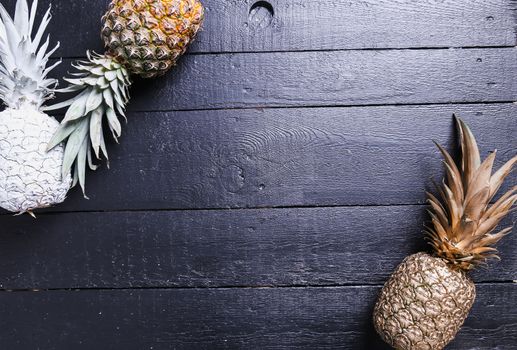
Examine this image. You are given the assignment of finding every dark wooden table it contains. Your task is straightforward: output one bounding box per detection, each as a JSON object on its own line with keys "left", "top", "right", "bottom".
{"left": 1, "top": 0, "right": 516, "bottom": 349}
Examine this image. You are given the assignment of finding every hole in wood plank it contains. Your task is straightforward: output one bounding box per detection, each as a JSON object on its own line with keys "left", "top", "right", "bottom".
{"left": 248, "top": 1, "right": 274, "bottom": 29}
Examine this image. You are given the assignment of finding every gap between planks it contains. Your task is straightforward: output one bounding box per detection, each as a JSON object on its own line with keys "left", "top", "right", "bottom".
{"left": 46, "top": 100, "right": 517, "bottom": 119}
{"left": 1, "top": 198, "right": 509, "bottom": 217}
{"left": 0, "top": 281, "right": 514, "bottom": 293}
{"left": 56, "top": 44, "right": 517, "bottom": 61}
{"left": 0, "top": 202, "right": 431, "bottom": 217}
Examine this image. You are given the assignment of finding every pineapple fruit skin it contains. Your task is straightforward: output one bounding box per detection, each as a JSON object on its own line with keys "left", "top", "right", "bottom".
{"left": 373, "top": 253, "right": 476, "bottom": 350}
{"left": 0, "top": 109, "right": 71, "bottom": 213}
{"left": 101, "top": 0, "right": 204, "bottom": 78}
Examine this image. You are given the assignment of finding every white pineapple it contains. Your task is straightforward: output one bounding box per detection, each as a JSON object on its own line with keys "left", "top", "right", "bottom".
{"left": 0, "top": 0, "right": 71, "bottom": 214}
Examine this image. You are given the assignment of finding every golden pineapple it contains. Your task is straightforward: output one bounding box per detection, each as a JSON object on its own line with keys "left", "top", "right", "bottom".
{"left": 101, "top": 0, "right": 204, "bottom": 78}
{"left": 47, "top": 0, "right": 204, "bottom": 194}
{"left": 373, "top": 117, "right": 516, "bottom": 350}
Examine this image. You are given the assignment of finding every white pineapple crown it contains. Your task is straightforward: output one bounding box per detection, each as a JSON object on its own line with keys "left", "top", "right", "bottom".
{"left": 0, "top": 0, "right": 60, "bottom": 110}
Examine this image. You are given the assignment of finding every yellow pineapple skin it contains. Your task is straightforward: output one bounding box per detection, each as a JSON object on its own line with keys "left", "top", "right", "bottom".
{"left": 373, "top": 253, "right": 476, "bottom": 350}
{"left": 101, "top": 0, "right": 204, "bottom": 78}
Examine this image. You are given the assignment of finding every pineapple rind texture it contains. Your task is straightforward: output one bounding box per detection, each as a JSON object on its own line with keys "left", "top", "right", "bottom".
{"left": 101, "top": 0, "right": 204, "bottom": 78}
{"left": 373, "top": 253, "right": 475, "bottom": 350}
{"left": 0, "top": 109, "right": 71, "bottom": 213}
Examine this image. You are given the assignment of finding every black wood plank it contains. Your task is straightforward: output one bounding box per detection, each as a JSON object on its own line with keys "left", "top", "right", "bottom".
{"left": 9, "top": 103, "right": 512, "bottom": 212}
{"left": 0, "top": 207, "right": 514, "bottom": 289}
{"left": 2, "top": 0, "right": 514, "bottom": 57}
{"left": 104, "top": 48, "right": 517, "bottom": 111}
{"left": 45, "top": 47, "right": 517, "bottom": 111}
{"left": 0, "top": 284, "right": 514, "bottom": 349}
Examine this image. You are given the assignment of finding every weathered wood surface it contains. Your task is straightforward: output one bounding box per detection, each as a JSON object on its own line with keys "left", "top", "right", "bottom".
{"left": 0, "top": 208, "right": 514, "bottom": 290}
{"left": 2, "top": 103, "right": 509, "bottom": 213}
{"left": 48, "top": 48, "right": 517, "bottom": 111}
{"left": 3, "top": 0, "right": 513, "bottom": 57}
{"left": 0, "top": 284, "right": 515, "bottom": 349}
{"left": 0, "top": 1, "right": 515, "bottom": 349}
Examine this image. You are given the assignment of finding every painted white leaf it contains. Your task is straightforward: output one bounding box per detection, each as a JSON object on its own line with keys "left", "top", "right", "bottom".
{"left": 85, "top": 88, "right": 103, "bottom": 114}
{"left": 62, "top": 118, "right": 89, "bottom": 179}
{"left": 106, "top": 107, "right": 121, "bottom": 139}
{"left": 47, "top": 119, "right": 81, "bottom": 151}
{"left": 105, "top": 69, "right": 117, "bottom": 81}
{"left": 103, "top": 88, "right": 114, "bottom": 110}
{"left": 62, "top": 91, "right": 89, "bottom": 123}
{"left": 89, "top": 105, "right": 104, "bottom": 159}
{"left": 77, "top": 136, "right": 89, "bottom": 197}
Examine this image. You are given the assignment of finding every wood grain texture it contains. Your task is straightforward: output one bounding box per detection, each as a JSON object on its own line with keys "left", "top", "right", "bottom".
{"left": 2, "top": 0, "right": 515, "bottom": 57}
{"left": 0, "top": 207, "right": 514, "bottom": 290}
{"left": 0, "top": 1, "right": 514, "bottom": 348}
{"left": 40, "top": 46, "right": 517, "bottom": 114}
{"left": 4, "top": 103, "right": 510, "bottom": 212}
{"left": 74, "top": 48, "right": 517, "bottom": 111}
{"left": 43, "top": 47, "right": 517, "bottom": 112}
{"left": 0, "top": 284, "right": 515, "bottom": 349}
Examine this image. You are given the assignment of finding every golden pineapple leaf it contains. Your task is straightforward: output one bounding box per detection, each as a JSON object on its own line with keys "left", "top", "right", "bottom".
{"left": 434, "top": 141, "right": 464, "bottom": 203}
{"left": 427, "top": 116, "right": 516, "bottom": 270}
{"left": 456, "top": 116, "right": 481, "bottom": 189}
{"left": 489, "top": 155, "right": 517, "bottom": 201}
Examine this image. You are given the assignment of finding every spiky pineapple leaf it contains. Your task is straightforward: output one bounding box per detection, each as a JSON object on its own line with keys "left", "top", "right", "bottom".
{"left": 99, "top": 126, "right": 109, "bottom": 166}
{"left": 97, "top": 76, "right": 110, "bottom": 89}
{"left": 456, "top": 116, "right": 481, "bottom": 189}
{"left": 489, "top": 156, "right": 517, "bottom": 201}
{"left": 47, "top": 51, "right": 131, "bottom": 195}
{"left": 42, "top": 96, "right": 76, "bottom": 112}
{"left": 0, "top": 0, "right": 59, "bottom": 109}
{"left": 105, "top": 70, "right": 117, "bottom": 81}
{"left": 62, "top": 90, "right": 89, "bottom": 123}
{"left": 433, "top": 141, "right": 464, "bottom": 203}
{"left": 89, "top": 105, "right": 104, "bottom": 158}
{"left": 87, "top": 145, "right": 98, "bottom": 172}
{"left": 62, "top": 118, "right": 89, "bottom": 179}
{"left": 103, "top": 88, "right": 114, "bottom": 110}
{"left": 77, "top": 136, "right": 88, "bottom": 196}
{"left": 46, "top": 119, "right": 81, "bottom": 151}
{"left": 427, "top": 116, "right": 516, "bottom": 270}
{"left": 85, "top": 88, "right": 103, "bottom": 114}
{"left": 106, "top": 107, "right": 122, "bottom": 140}
{"left": 13, "top": 0, "right": 29, "bottom": 35}
{"left": 483, "top": 186, "right": 517, "bottom": 220}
